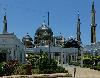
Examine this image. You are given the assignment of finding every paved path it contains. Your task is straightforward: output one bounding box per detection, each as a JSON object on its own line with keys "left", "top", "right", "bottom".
{"left": 63, "top": 64, "right": 100, "bottom": 77}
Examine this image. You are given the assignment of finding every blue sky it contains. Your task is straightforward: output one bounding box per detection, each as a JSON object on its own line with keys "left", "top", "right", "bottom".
{"left": 0, "top": 0, "right": 100, "bottom": 45}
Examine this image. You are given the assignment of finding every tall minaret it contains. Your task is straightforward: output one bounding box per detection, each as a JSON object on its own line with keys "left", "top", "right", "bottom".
{"left": 91, "top": 0, "right": 96, "bottom": 43}
{"left": 76, "top": 11, "right": 81, "bottom": 46}
{"left": 3, "top": 12, "right": 8, "bottom": 34}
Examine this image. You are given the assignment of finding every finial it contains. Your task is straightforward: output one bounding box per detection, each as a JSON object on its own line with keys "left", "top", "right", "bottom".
{"left": 3, "top": 7, "right": 7, "bottom": 15}
{"left": 47, "top": 11, "right": 49, "bottom": 26}
{"left": 3, "top": 9, "right": 7, "bottom": 34}
{"left": 78, "top": 10, "right": 79, "bottom": 15}
{"left": 92, "top": 0, "right": 94, "bottom": 9}
{"left": 77, "top": 10, "right": 80, "bottom": 21}
{"left": 92, "top": 0, "right": 94, "bottom": 3}
{"left": 5, "top": 12, "right": 6, "bottom": 16}
{"left": 27, "top": 33, "right": 28, "bottom": 35}
{"left": 43, "top": 16, "right": 46, "bottom": 25}
{"left": 78, "top": 10, "right": 79, "bottom": 18}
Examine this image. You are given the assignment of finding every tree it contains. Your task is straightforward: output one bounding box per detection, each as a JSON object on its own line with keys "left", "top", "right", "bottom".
{"left": 27, "top": 51, "right": 68, "bottom": 74}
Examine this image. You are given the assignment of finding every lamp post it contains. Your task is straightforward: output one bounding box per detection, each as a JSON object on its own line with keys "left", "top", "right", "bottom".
{"left": 61, "top": 46, "right": 63, "bottom": 67}
{"left": 80, "top": 46, "right": 83, "bottom": 67}
{"left": 48, "top": 41, "right": 51, "bottom": 63}
{"left": 98, "top": 46, "right": 100, "bottom": 55}
{"left": 80, "top": 42, "right": 84, "bottom": 67}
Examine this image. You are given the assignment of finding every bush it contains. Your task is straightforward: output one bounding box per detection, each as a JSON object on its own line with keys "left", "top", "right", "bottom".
{"left": 0, "top": 62, "right": 7, "bottom": 76}
{"left": 90, "top": 66, "right": 100, "bottom": 71}
{"left": 13, "top": 64, "right": 26, "bottom": 75}
{"left": 56, "top": 66, "right": 68, "bottom": 73}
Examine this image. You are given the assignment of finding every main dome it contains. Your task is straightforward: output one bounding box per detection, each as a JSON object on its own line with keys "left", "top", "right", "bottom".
{"left": 34, "top": 22, "right": 53, "bottom": 46}
{"left": 35, "top": 23, "right": 53, "bottom": 36}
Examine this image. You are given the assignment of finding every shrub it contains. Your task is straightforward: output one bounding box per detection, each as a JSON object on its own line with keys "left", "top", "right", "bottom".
{"left": 13, "top": 64, "right": 26, "bottom": 75}
{"left": 90, "top": 66, "right": 100, "bottom": 71}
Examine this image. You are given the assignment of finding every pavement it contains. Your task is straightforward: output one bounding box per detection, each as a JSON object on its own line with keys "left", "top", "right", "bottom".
{"left": 62, "top": 64, "right": 100, "bottom": 77}
{"left": 1, "top": 64, "right": 100, "bottom": 78}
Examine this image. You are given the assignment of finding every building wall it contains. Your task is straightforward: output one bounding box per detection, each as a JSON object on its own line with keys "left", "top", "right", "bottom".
{"left": 26, "top": 46, "right": 78, "bottom": 64}
{"left": 0, "top": 33, "right": 26, "bottom": 63}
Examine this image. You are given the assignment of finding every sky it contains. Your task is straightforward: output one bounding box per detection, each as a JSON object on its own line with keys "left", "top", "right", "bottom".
{"left": 0, "top": 0, "right": 100, "bottom": 45}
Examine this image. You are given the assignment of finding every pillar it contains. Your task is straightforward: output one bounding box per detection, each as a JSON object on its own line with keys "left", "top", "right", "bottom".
{"left": 51, "top": 52, "right": 54, "bottom": 59}
{"left": 64, "top": 52, "right": 67, "bottom": 64}
{"left": 61, "top": 52, "right": 63, "bottom": 67}
{"left": 71, "top": 54, "right": 73, "bottom": 62}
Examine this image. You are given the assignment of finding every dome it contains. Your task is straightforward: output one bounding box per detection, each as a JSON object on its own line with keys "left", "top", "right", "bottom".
{"left": 35, "top": 23, "right": 53, "bottom": 37}
{"left": 56, "top": 33, "right": 64, "bottom": 40}
{"left": 64, "top": 37, "right": 80, "bottom": 48}
{"left": 22, "top": 33, "right": 33, "bottom": 42}
{"left": 34, "top": 22, "right": 53, "bottom": 46}
{"left": 22, "top": 33, "right": 34, "bottom": 48}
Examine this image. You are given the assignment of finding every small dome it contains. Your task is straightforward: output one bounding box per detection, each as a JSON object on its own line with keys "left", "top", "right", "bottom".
{"left": 64, "top": 37, "right": 79, "bottom": 48}
{"left": 22, "top": 33, "right": 34, "bottom": 48}
{"left": 56, "top": 33, "right": 64, "bottom": 40}
{"left": 35, "top": 22, "right": 53, "bottom": 36}
{"left": 22, "top": 33, "right": 33, "bottom": 42}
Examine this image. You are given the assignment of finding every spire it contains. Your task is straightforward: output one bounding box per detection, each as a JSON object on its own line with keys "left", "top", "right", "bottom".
{"left": 91, "top": 0, "right": 96, "bottom": 43}
{"left": 41, "top": 15, "right": 46, "bottom": 26}
{"left": 3, "top": 12, "right": 8, "bottom": 34}
{"left": 91, "top": 0, "right": 96, "bottom": 25}
{"left": 78, "top": 11, "right": 80, "bottom": 21}
{"left": 92, "top": 0, "right": 95, "bottom": 11}
{"left": 76, "top": 11, "right": 81, "bottom": 45}
{"left": 47, "top": 12, "right": 49, "bottom": 26}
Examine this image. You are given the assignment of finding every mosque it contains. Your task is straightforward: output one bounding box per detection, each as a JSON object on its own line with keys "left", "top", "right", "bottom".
{"left": 0, "top": 1, "right": 99, "bottom": 64}
{"left": 22, "top": 1, "right": 100, "bottom": 65}
{"left": 22, "top": 7, "right": 81, "bottom": 65}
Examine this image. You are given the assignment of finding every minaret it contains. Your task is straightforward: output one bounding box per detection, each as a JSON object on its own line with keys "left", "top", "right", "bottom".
{"left": 91, "top": 0, "right": 96, "bottom": 43}
{"left": 3, "top": 12, "right": 8, "bottom": 34}
{"left": 76, "top": 11, "right": 81, "bottom": 46}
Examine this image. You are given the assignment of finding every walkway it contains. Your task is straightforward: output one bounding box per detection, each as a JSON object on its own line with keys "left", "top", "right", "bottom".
{"left": 63, "top": 64, "right": 100, "bottom": 77}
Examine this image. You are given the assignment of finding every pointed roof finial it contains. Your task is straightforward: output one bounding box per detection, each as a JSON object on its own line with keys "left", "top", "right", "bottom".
{"left": 43, "top": 15, "right": 46, "bottom": 25}
{"left": 4, "top": 12, "right": 7, "bottom": 20}
{"left": 4, "top": 7, "right": 7, "bottom": 15}
{"left": 92, "top": 0, "right": 95, "bottom": 10}
{"left": 5, "top": 12, "right": 6, "bottom": 15}
{"left": 92, "top": 0, "right": 94, "bottom": 4}
{"left": 77, "top": 10, "right": 80, "bottom": 21}
{"left": 3, "top": 11, "right": 7, "bottom": 34}
{"left": 27, "top": 33, "right": 28, "bottom": 35}
{"left": 78, "top": 10, "right": 79, "bottom": 18}
{"left": 47, "top": 11, "right": 49, "bottom": 26}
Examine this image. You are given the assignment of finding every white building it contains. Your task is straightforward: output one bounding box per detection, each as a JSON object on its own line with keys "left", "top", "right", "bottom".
{"left": 0, "top": 14, "right": 26, "bottom": 63}
{"left": 23, "top": 22, "right": 79, "bottom": 65}
{"left": 84, "top": 42, "right": 100, "bottom": 56}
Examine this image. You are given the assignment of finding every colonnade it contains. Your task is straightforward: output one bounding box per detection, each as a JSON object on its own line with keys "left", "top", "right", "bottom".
{"left": 50, "top": 52, "right": 78, "bottom": 65}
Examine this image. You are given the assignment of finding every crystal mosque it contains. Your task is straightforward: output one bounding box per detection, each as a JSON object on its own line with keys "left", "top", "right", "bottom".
{"left": 0, "top": 1, "right": 100, "bottom": 64}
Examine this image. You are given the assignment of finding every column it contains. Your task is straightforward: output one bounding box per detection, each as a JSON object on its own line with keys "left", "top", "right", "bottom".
{"left": 51, "top": 52, "right": 53, "bottom": 59}
{"left": 61, "top": 52, "right": 63, "bottom": 67}
{"left": 53, "top": 53, "right": 55, "bottom": 59}
{"left": 74, "top": 52, "right": 76, "bottom": 61}
{"left": 81, "top": 48, "right": 83, "bottom": 67}
{"left": 58, "top": 54, "right": 60, "bottom": 64}
{"left": 64, "top": 52, "right": 67, "bottom": 64}
{"left": 71, "top": 54, "right": 73, "bottom": 62}
{"left": 57, "top": 53, "right": 60, "bottom": 64}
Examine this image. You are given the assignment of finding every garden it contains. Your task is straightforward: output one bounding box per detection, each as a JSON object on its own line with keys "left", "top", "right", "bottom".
{"left": 83, "top": 54, "right": 100, "bottom": 71}
{"left": 0, "top": 51, "right": 71, "bottom": 77}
